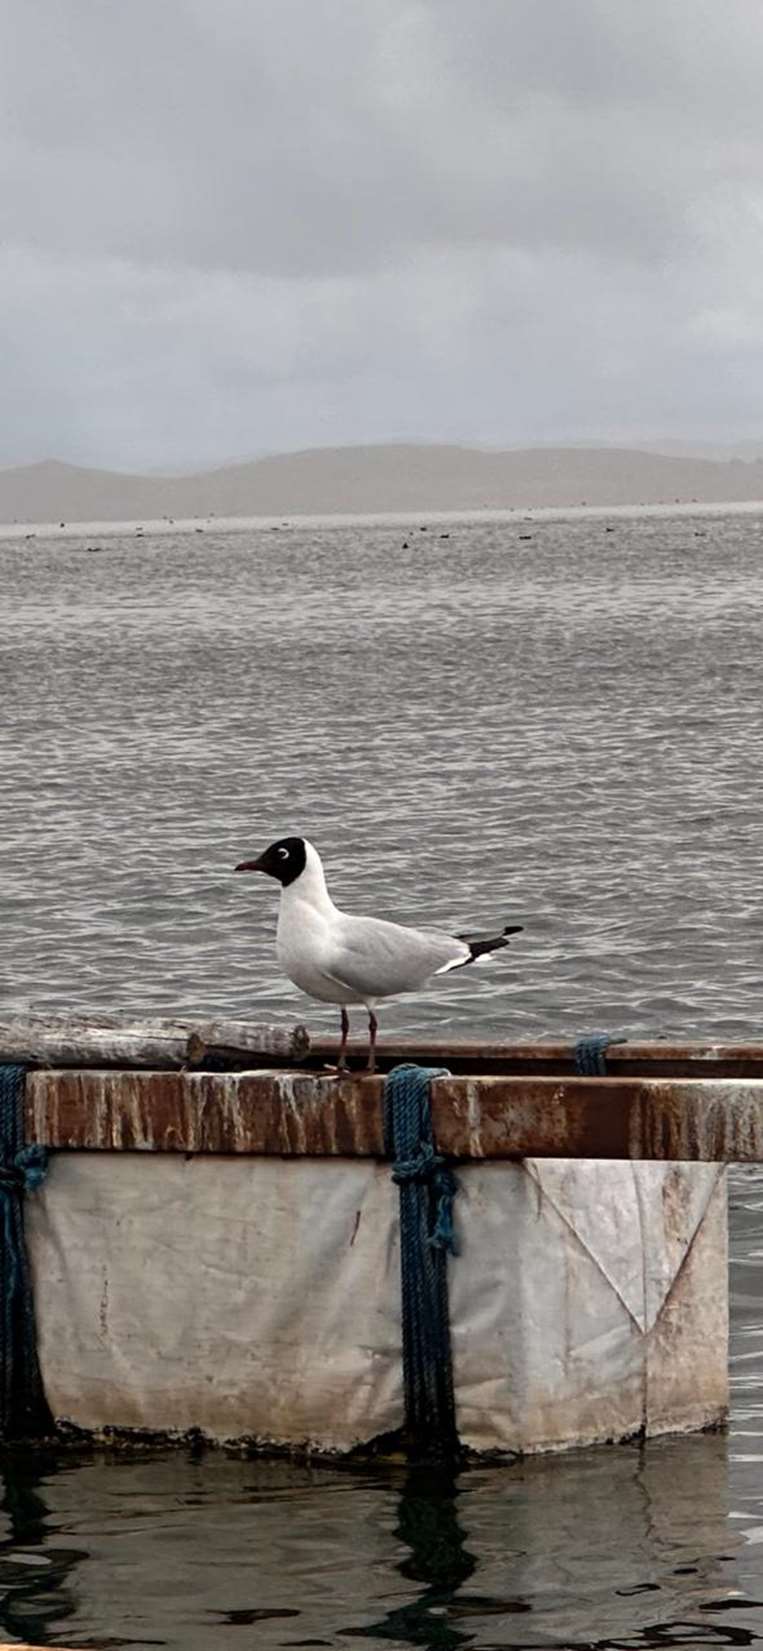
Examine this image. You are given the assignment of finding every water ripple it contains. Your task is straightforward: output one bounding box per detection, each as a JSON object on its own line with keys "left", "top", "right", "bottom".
{"left": 5, "top": 512, "right": 763, "bottom": 1649}
{"left": 3, "top": 512, "right": 763, "bottom": 1037}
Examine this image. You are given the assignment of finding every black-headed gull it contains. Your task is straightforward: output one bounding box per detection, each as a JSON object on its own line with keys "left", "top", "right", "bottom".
{"left": 234, "top": 836, "right": 522, "bottom": 1072}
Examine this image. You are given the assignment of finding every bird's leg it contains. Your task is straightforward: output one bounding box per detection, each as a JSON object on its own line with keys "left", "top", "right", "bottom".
{"left": 337, "top": 1007, "right": 350, "bottom": 1071}
{"left": 366, "top": 1010, "right": 378, "bottom": 1074}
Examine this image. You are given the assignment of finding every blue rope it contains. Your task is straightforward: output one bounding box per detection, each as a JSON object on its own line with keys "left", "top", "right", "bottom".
{"left": 0, "top": 1066, "right": 52, "bottom": 1439}
{"left": 384, "top": 1064, "right": 459, "bottom": 1458}
{"left": 574, "top": 1034, "right": 613, "bottom": 1076}
{"left": 574, "top": 1034, "right": 628, "bottom": 1075}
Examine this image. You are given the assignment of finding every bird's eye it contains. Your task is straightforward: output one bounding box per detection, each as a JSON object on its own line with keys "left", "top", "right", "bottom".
{"left": 277, "top": 847, "right": 289, "bottom": 860}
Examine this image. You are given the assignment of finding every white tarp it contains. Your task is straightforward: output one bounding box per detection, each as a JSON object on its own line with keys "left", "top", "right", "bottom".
{"left": 25, "top": 1152, "right": 728, "bottom": 1454}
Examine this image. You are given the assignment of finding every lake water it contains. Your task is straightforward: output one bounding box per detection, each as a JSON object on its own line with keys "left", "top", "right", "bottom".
{"left": 3, "top": 509, "right": 763, "bottom": 1647}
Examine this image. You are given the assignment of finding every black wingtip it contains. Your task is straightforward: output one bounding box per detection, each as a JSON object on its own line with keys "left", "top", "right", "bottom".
{"left": 503, "top": 924, "right": 523, "bottom": 935}
{"left": 462, "top": 927, "right": 523, "bottom": 962}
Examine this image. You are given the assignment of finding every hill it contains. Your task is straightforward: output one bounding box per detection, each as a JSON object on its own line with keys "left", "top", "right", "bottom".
{"left": 3, "top": 445, "right": 763, "bottom": 523}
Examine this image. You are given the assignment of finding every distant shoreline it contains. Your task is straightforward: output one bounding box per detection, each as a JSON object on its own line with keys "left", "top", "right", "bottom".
{"left": 3, "top": 497, "right": 763, "bottom": 540}
{"left": 5, "top": 445, "right": 763, "bottom": 530}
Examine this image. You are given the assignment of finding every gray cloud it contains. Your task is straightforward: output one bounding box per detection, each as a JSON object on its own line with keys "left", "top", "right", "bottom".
{"left": 3, "top": 0, "right": 763, "bottom": 468}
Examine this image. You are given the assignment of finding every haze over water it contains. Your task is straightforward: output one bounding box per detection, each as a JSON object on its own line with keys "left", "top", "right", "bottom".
{"left": 3, "top": 508, "right": 763, "bottom": 1648}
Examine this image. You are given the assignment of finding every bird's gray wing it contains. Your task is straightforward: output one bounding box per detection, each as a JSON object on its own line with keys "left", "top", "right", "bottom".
{"left": 324, "top": 913, "right": 468, "bottom": 999}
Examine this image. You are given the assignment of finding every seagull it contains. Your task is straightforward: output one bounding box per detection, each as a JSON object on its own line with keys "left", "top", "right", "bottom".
{"left": 234, "top": 836, "right": 522, "bottom": 1072}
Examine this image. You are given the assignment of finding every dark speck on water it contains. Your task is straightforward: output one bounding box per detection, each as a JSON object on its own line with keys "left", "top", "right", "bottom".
{"left": 4, "top": 508, "right": 763, "bottom": 1647}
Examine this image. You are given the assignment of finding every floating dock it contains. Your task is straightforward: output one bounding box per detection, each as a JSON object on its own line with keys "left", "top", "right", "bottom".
{"left": 3, "top": 1018, "right": 759, "bottom": 1457}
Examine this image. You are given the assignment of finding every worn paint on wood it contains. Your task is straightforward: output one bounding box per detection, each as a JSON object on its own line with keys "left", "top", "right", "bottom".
{"left": 23, "top": 1068, "right": 763, "bottom": 1161}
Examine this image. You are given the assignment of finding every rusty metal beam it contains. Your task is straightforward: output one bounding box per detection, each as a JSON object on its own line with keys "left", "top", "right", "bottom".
{"left": 26, "top": 1069, "right": 386, "bottom": 1156}
{"left": 24, "top": 1069, "right": 763, "bottom": 1161}
{"left": 308, "top": 1035, "right": 763, "bottom": 1079}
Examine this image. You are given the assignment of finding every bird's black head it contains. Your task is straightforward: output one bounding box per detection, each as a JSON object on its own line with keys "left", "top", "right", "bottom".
{"left": 234, "top": 836, "right": 307, "bottom": 888}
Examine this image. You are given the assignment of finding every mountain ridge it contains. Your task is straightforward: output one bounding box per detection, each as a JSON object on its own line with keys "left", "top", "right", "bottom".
{"left": 3, "top": 443, "right": 763, "bottom": 523}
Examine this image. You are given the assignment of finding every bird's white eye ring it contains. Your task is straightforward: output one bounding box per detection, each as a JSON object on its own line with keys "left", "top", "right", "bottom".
{"left": 278, "top": 847, "right": 289, "bottom": 859}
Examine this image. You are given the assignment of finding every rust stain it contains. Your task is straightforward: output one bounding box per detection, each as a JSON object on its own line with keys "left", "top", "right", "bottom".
{"left": 661, "top": 1164, "right": 693, "bottom": 1246}
{"left": 22, "top": 1070, "right": 763, "bottom": 1162}
{"left": 629, "top": 1080, "right": 763, "bottom": 1163}
{"left": 98, "top": 1270, "right": 109, "bottom": 1338}
{"left": 25, "top": 1070, "right": 387, "bottom": 1155}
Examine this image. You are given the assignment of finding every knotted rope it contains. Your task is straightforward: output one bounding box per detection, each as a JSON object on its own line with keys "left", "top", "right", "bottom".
{"left": 384, "top": 1064, "right": 459, "bottom": 1458}
{"left": 574, "top": 1034, "right": 629, "bottom": 1076}
{"left": 574, "top": 1033, "right": 614, "bottom": 1076}
{"left": 0, "top": 1066, "right": 53, "bottom": 1439}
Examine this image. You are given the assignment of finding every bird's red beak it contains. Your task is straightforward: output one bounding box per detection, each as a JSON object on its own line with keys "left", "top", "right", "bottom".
{"left": 234, "top": 856, "right": 266, "bottom": 873}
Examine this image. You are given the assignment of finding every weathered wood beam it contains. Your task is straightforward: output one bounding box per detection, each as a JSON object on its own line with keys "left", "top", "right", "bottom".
{"left": 24, "top": 1069, "right": 763, "bottom": 1161}
{"left": 0, "top": 1014, "right": 309, "bottom": 1070}
{"left": 6, "top": 1020, "right": 763, "bottom": 1080}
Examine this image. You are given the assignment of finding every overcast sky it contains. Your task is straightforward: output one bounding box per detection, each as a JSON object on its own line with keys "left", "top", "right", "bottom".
{"left": 3, "top": 0, "right": 763, "bottom": 471}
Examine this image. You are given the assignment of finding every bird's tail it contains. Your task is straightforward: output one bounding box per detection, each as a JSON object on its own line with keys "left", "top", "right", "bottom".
{"left": 456, "top": 923, "right": 523, "bottom": 964}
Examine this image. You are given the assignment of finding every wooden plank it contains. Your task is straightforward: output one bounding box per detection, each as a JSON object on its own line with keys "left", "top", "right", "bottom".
{"left": 23, "top": 1068, "right": 763, "bottom": 1161}
{"left": 0, "top": 1013, "right": 309, "bottom": 1069}
{"left": 6, "top": 1019, "right": 763, "bottom": 1079}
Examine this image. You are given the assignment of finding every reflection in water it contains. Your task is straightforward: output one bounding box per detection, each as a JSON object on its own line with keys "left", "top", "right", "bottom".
{"left": 0, "top": 1431, "right": 757, "bottom": 1651}
{"left": 456, "top": 1435, "right": 742, "bottom": 1650}
{"left": 348, "top": 1466, "right": 476, "bottom": 1649}
{"left": 0, "top": 1448, "right": 83, "bottom": 1647}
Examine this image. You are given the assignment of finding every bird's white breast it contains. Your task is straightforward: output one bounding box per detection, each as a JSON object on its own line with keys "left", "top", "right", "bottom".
{"left": 276, "top": 887, "right": 361, "bottom": 1005}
